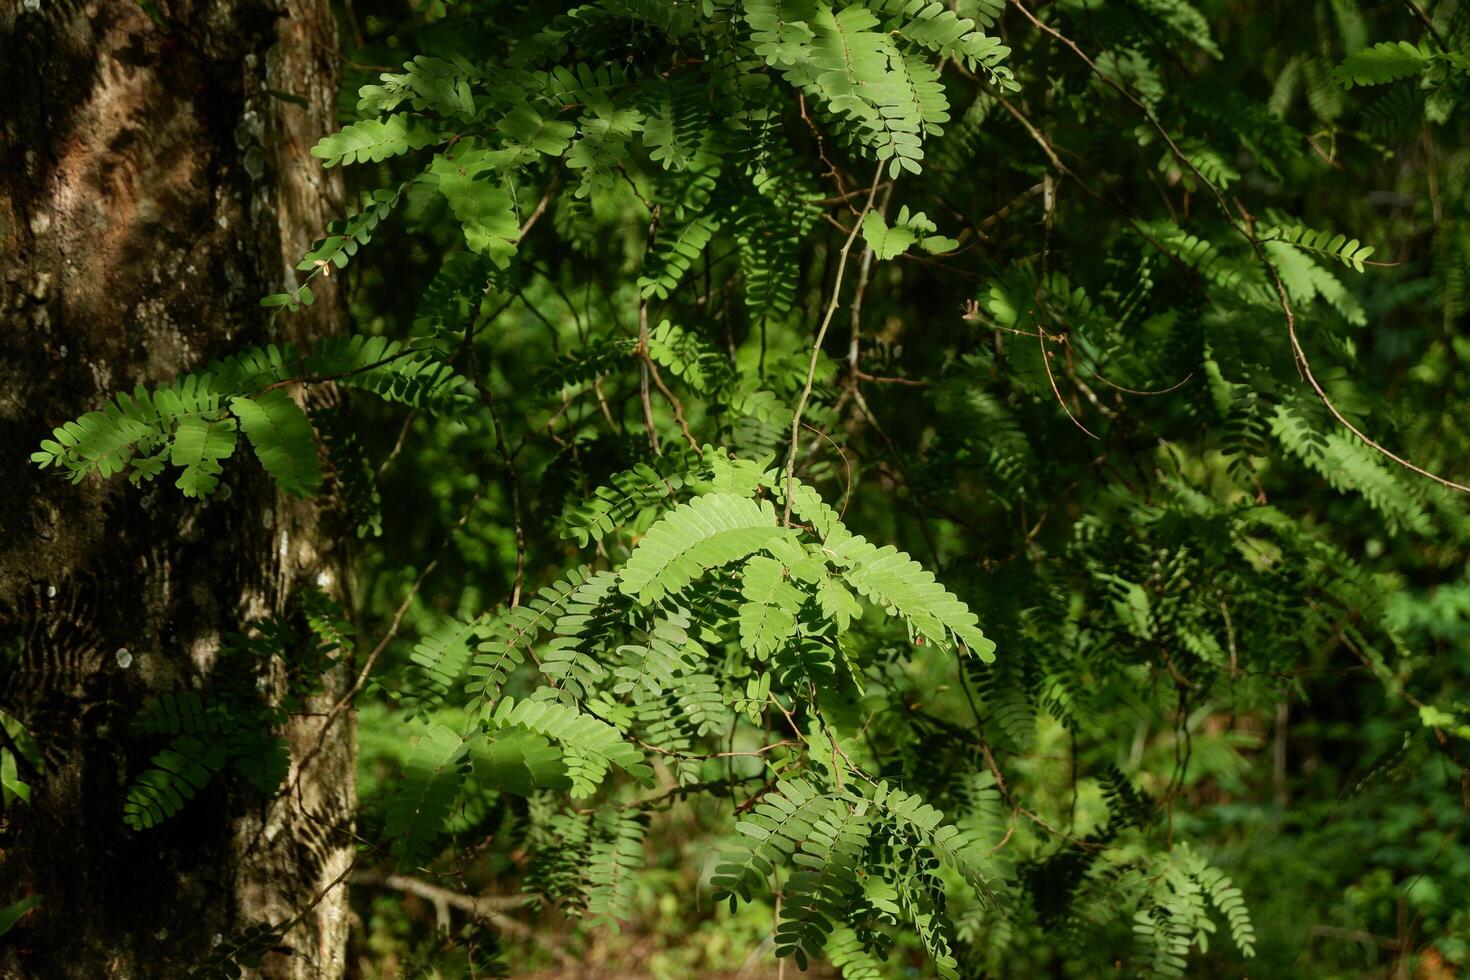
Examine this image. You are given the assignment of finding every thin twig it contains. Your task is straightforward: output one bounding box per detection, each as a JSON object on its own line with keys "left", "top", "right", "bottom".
{"left": 1090, "top": 368, "right": 1193, "bottom": 397}
{"left": 799, "top": 94, "right": 852, "bottom": 208}
{"left": 453, "top": 199, "right": 555, "bottom": 610}
{"left": 352, "top": 872, "right": 575, "bottom": 964}
{"left": 256, "top": 348, "right": 423, "bottom": 397}
{"left": 293, "top": 481, "right": 488, "bottom": 801}
{"left": 636, "top": 302, "right": 662, "bottom": 455}
{"left": 853, "top": 370, "right": 928, "bottom": 386}
{"left": 846, "top": 184, "right": 885, "bottom": 376}
{"left": 1308, "top": 925, "right": 1404, "bottom": 951}
{"left": 783, "top": 165, "right": 884, "bottom": 526}
{"left": 376, "top": 409, "right": 417, "bottom": 478}
{"left": 1039, "top": 325, "right": 1098, "bottom": 438}
{"left": 468, "top": 353, "right": 527, "bottom": 608}
{"left": 1401, "top": 0, "right": 1448, "bottom": 50}
{"left": 618, "top": 161, "right": 656, "bottom": 213}
{"left": 518, "top": 179, "right": 557, "bottom": 236}
{"left": 800, "top": 421, "right": 855, "bottom": 520}
{"left": 644, "top": 354, "right": 700, "bottom": 450}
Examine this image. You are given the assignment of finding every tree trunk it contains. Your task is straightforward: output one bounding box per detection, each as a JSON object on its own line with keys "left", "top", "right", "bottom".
{"left": 0, "top": 0, "right": 354, "bottom": 976}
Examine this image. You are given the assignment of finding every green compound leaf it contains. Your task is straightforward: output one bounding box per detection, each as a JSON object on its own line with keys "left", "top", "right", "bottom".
{"left": 231, "top": 390, "right": 323, "bottom": 498}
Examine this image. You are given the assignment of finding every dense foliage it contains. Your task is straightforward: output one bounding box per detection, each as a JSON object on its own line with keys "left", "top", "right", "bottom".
{"left": 18, "top": 0, "right": 1470, "bottom": 975}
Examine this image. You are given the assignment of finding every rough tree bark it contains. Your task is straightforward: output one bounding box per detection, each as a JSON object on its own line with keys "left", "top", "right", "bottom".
{"left": 0, "top": 0, "right": 354, "bottom": 976}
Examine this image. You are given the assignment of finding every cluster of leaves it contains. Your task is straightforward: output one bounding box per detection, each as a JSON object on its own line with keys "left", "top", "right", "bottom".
{"left": 31, "top": 337, "right": 467, "bottom": 503}
{"left": 123, "top": 590, "right": 350, "bottom": 830}
{"left": 32, "top": 0, "right": 1470, "bottom": 975}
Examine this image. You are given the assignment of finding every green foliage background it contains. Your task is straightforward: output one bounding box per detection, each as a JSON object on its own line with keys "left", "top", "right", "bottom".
{"left": 22, "top": 0, "right": 1470, "bottom": 976}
